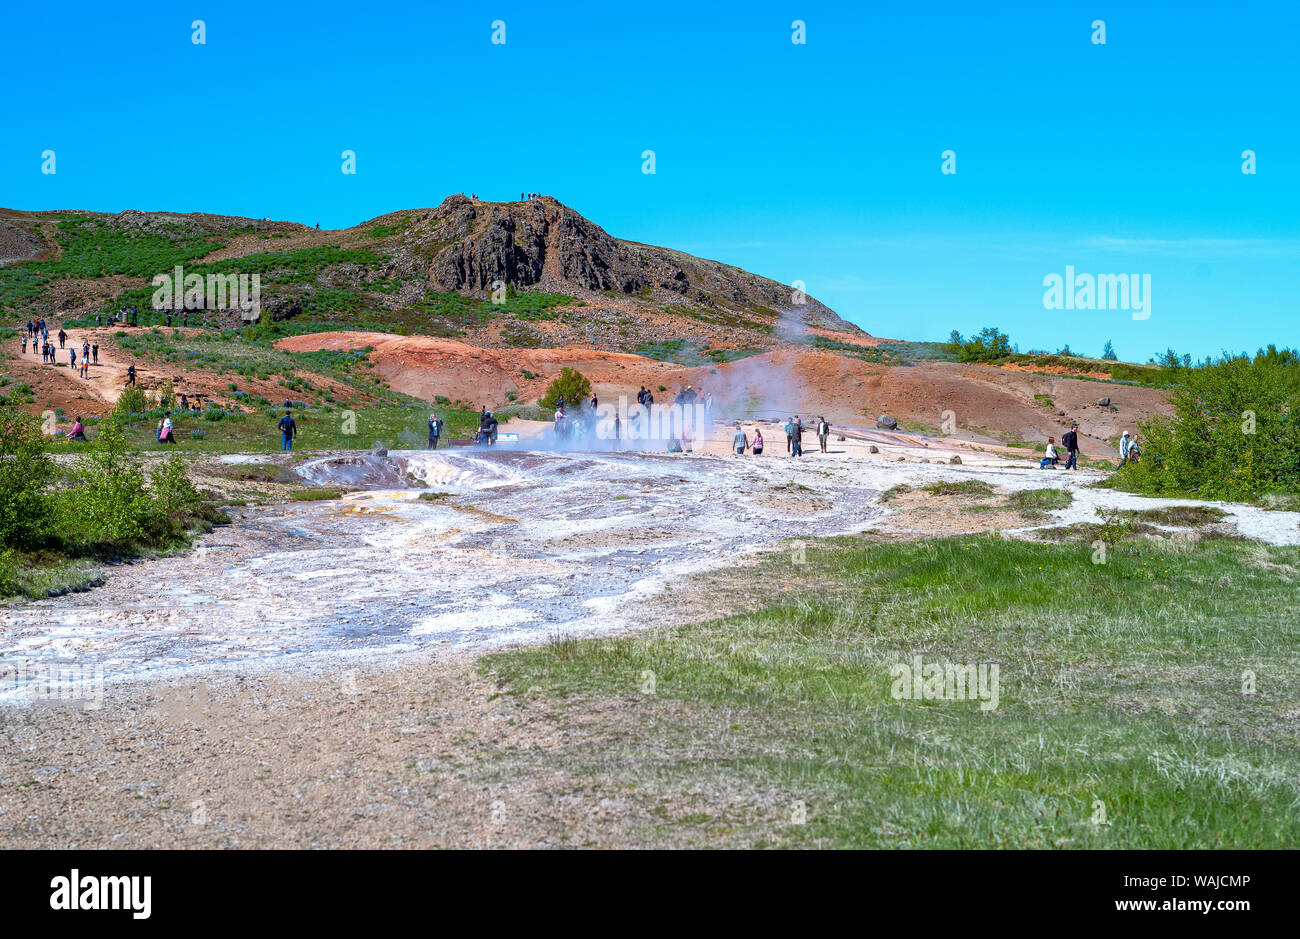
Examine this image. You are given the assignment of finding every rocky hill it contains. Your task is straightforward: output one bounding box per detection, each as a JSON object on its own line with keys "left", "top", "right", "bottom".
{"left": 0, "top": 196, "right": 866, "bottom": 355}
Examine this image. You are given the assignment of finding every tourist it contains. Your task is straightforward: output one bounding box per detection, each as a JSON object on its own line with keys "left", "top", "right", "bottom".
{"left": 1040, "top": 437, "right": 1059, "bottom": 469}
{"left": 1119, "top": 431, "right": 1132, "bottom": 465}
{"left": 66, "top": 417, "right": 88, "bottom": 442}
{"left": 157, "top": 412, "right": 176, "bottom": 444}
{"left": 732, "top": 424, "right": 748, "bottom": 456}
{"left": 752, "top": 428, "right": 764, "bottom": 455}
{"left": 1062, "top": 423, "right": 1079, "bottom": 470}
{"left": 817, "top": 416, "right": 830, "bottom": 453}
{"left": 278, "top": 410, "right": 297, "bottom": 451}
{"left": 428, "top": 413, "right": 442, "bottom": 450}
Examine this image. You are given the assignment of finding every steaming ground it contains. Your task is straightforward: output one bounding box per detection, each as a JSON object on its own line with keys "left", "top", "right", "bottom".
{"left": 4, "top": 442, "right": 1298, "bottom": 705}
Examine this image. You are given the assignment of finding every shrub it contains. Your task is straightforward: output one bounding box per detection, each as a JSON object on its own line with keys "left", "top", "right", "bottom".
{"left": 68, "top": 416, "right": 152, "bottom": 548}
{"left": 0, "top": 405, "right": 58, "bottom": 549}
{"left": 1116, "top": 346, "right": 1300, "bottom": 500}
{"left": 115, "top": 385, "right": 150, "bottom": 417}
{"left": 539, "top": 367, "right": 592, "bottom": 410}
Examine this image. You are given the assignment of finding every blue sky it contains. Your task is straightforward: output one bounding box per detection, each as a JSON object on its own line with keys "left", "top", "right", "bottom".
{"left": 5, "top": 0, "right": 1298, "bottom": 362}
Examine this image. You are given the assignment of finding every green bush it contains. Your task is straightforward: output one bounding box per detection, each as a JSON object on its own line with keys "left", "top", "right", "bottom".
{"left": 0, "top": 405, "right": 58, "bottom": 549}
{"left": 115, "top": 385, "right": 150, "bottom": 417}
{"left": 68, "top": 416, "right": 153, "bottom": 548}
{"left": 1114, "top": 346, "right": 1300, "bottom": 500}
{"left": 539, "top": 367, "right": 592, "bottom": 410}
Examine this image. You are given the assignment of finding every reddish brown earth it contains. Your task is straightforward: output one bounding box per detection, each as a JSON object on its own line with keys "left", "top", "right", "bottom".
{"left": 275, "top": 331, "right": 1170, "bottom": 457}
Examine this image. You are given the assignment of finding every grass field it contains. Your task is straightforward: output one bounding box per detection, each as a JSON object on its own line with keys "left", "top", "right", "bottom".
{"left": 482, "top": 534, "right": 1300, "bottom": 848}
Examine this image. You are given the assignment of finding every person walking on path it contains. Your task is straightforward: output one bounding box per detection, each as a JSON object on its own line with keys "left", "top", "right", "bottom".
{"left": 792, "top": 416, "right": 804, "bottom": 457}
{"left": 91, "top": 342, "right": 99, "bottom": 364}
{"left": 817, "top": 417, "right": 830, "bottom": 453}
{"left": 58, "top": 328, "right": 67, "bottom": 349}
{"left": 732, "top": 424, "right": 748, "bottom": 456}
{"left": 126, "top": 364, "right": 136, "bottom": 386}
{"left": 278, "top": 410, "right": 297, "bottom": 451}
{"left": 79, "top": 356, "right": 88, "bottom": 379}
{"left": 752, "top": 428, "right": 764, "bottom": 455}
{"left": 69, "top": 347, "right": 77, "bottom": 369}
{"left": 1062, "top": 423, "right": 1080, "bottom": 470}
{"left": 784, "top": 417, "right": 795, "bottom": 455}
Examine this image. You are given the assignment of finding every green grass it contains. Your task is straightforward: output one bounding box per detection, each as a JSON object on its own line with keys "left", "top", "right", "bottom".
{"left": 1004, "top": 487, "right": 1073, "bottom": 518}
{"left": 481, "top": 535, "right": 1300, "bottom": 848}
{"left": 922, "top": 479, "right": 997, "bottom": 497}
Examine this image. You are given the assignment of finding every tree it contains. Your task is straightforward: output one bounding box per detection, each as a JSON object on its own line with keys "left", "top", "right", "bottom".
{"left": 1102, "top": 339, "right": 1118, "bottom": 361}
{"left": 953, "top": 327, "right": 1014, "bottom": 363}
{"left": 540, "top": 367, "right": 592, "bottom": 410}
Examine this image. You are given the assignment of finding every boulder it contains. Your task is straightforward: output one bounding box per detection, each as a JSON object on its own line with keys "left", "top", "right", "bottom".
{"left": 876, "top": 415, "right": 898, "bottom": 430}
{"left": 868, "top": 445, "right": 879, "bottom": 453}
{"left": 1097, "top": 396, "right": 1111, "bottom": 407}
{"left": 949, "top": 455, "right": 962, "bottom": 465}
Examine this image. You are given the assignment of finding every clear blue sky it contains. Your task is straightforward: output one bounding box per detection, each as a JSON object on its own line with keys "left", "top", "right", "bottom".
{"left": 5, "top": 0, "right": 1298, "bottom": 362}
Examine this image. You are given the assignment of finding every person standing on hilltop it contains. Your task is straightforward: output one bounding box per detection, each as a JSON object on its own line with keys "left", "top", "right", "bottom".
{"left": 278, "top": 410, "right": 298, "bottom": 452}
{"left": 1061, "top": 423, "right": 1080, "bottom": 470}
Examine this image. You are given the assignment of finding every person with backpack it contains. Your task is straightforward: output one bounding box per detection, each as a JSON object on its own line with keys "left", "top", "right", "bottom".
{"left": 126, "top": 364, "right": 136, "bottom": 386}
{"left": 69, "top": 347, "right": 76, "bottom": 369}
{"left": 817, "top": 417, "right": 830, "bottom": 453}
{"left": 427, "top": 414, "right": 442, "bottom": 450}
{"left": 1061, "top": 423, "right": 1080, "bottom": 470}
{"left": 278, "top": 410, "right": 297, "bottom": 451}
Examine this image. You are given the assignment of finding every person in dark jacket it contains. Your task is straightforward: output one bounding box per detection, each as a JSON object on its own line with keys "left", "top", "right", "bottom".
{"left": 1062, "top": 424, "right": 1080, "bottom": 470}
{"left": 428, "top": 414, "right": 442, "bottom": 450}
{"left": 278, "top": 410, "right": 297, "bottom": 451}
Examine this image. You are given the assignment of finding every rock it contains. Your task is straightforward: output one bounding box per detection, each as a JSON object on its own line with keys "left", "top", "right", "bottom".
{"left": 1097, "top": 396, "right": 1111, "bottom": 407}
{"left": 868, "top": 445, "right": 879, "bottom": 453}
{"left": 1056, "top": 410, "right": 1065, "bottom": 416}
{"left": 876, "top": 415, "right": 898, "bottom": 430}
{"left": 371, "top": 447, "right": 388, "bottom": 457}
{"left": 920, "top": 459, "right": 930, "bottom": 464}
{"left": 836, "top": 435, "right": 846, "bottom": 442}
{"left": 949, "top": 455, "right": 962, "bottom": 464}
